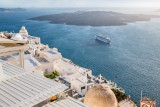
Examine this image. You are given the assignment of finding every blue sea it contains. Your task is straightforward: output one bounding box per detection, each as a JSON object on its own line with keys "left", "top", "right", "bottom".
{"left": 0, "top": 8, "right": 160, "bottom": 106}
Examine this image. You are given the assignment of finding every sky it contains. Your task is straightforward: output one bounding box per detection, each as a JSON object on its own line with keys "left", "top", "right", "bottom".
{"left": 0, "top": 0, "right": 160, "bottom": 8}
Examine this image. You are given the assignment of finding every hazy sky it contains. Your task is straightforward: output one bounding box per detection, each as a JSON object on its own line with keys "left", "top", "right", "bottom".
{"left": 0, "top": 0, "right": 160, "bottom": 8}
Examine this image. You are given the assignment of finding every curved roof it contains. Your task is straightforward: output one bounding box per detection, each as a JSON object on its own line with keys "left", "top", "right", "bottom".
{"left": 84, "top": 84, "right": 118, "bottom": 107}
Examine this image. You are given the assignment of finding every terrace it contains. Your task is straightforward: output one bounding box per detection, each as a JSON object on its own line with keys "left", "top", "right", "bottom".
{"left": 41, "top": 49, "right": 62, "bottom": 61}
{"left": 0, "top": 60, "right": 68, "bottom": 107}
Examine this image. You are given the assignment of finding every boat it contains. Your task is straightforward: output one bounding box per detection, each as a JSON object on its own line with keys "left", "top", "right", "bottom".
{"left": 95, "top": 35, "right": 111, "bottom": 44}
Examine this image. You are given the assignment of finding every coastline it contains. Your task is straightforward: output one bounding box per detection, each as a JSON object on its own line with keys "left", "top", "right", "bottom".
{"left": 0, "top": 27, "right": 137, "bottom": 106}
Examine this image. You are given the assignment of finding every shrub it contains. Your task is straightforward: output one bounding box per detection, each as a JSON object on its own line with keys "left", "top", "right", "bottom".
{"left": 44, "top": 71, "right": 59, "bottom": 79}
{"left": 111, "top": 88, "right": 128, "bottom": 102}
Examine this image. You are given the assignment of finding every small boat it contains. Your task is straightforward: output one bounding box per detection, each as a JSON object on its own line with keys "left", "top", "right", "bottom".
{"left": 95, "top": 35, "right": 111, "bottom": 44}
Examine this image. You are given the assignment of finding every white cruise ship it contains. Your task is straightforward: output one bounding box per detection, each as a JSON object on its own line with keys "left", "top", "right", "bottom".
{"left": 95, "top": 35, "right": 111, "bottom": 44}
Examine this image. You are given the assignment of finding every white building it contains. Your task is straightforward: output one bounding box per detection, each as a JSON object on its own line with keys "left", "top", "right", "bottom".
{"left": 24, "top": 55, "right": 42, "bottom": 72}
{"left": 53, "top": 58, "right": 93, "bottom": 96}
{"left": 53, "top": 58, "right": 92, "bottom": 76}
{"left": 0, "top": 32, "right": 6, "bottom": 38}
{"left": 11, "top": 33, "right": 28, "bottom": 41}
{"left": 61, "top": 71, "right": 94, "bottom": 96}
{"left": 35, "top": 57, "right": 54, "bottom": 73}
{"left": 70, "top": 73, "right": 94, "bottom": 96}
{"left": 10, "top": 26, "right": 41, "bottom": 48}
{"left": 19, "top": 26, "right": 28, "bottom": 36}
{"left": 41, "top": 49, "right": 62, "bottom": 61}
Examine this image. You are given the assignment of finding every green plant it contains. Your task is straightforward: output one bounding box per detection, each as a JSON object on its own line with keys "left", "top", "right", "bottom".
{"left": 44, "top": 71, "right": 59, "bottom": 79}
{"left": 111, "top": 88, "right": 128, "bottom": 102}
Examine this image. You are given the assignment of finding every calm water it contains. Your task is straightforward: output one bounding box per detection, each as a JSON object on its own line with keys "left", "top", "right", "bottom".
{"left": 0, "top": 8, "right": 160, "bottom": 106}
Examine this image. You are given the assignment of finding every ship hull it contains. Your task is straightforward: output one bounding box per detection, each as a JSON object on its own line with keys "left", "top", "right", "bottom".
{"left": 96, "top": 36, "right": 111, "bottom": 44}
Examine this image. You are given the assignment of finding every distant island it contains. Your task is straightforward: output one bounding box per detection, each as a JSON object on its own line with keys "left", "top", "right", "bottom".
{"left": 0, "top": 8, "right": 26, "bottom": 12}
{"left": 29, "top": 11, "right": 160, "bottom": 27}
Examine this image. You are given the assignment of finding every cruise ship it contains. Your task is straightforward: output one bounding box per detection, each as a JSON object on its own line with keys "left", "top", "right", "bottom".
{"left": 95, "top": 35, "right": 111, "bottom": 44}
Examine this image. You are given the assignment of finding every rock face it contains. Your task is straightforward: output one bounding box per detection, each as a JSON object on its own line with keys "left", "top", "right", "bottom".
{"left": 29, "top": 11, "right": 160, "bottom": 27}
{"left": 84, "top": 84, "right": 118, "bottom": 107}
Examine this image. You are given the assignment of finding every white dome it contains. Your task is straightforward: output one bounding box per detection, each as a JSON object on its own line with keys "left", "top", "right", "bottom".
{"left": 19, "top": 26, "right": 28, "bottom": 36}
{"left": 84, "top": 84, "right": 118, "bottom": 107}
